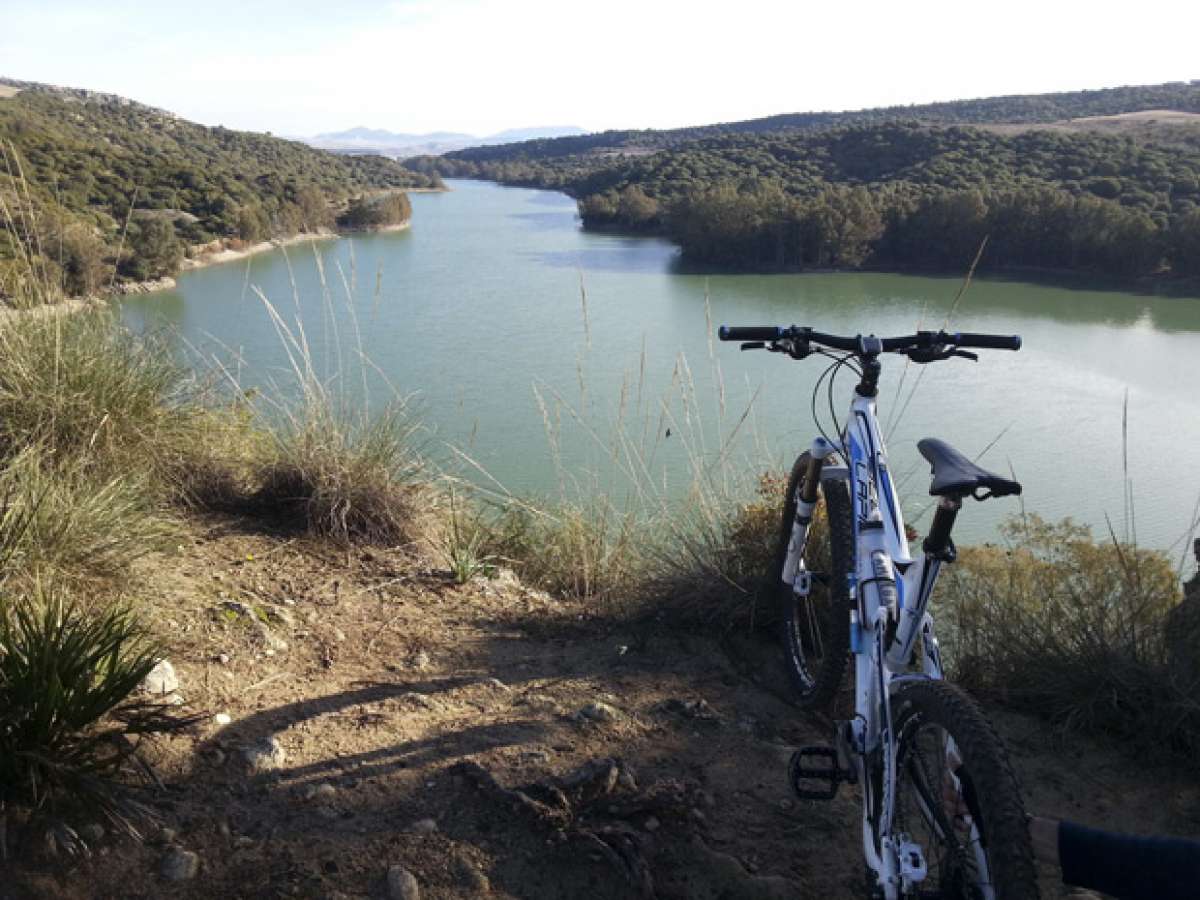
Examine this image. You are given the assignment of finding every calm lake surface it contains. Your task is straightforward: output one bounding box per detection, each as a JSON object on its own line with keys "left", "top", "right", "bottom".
{"left": 121, "top": 179, "right": 1200, "bottom": 552}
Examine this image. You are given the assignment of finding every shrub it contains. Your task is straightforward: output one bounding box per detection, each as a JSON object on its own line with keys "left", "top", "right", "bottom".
{"left": 939, "top": 515, "right": 1197, "bottom": 753}
{"left": 0, "top": 584, "right": 188, "bottom": 848}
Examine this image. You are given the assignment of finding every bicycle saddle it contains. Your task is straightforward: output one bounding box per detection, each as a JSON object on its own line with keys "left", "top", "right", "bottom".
{"left": 917, "top": 438, "right": 1022, "bottom": 499}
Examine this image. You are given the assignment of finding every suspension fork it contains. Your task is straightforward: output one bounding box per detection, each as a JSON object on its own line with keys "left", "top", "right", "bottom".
{"left": 780, "top": 436, "right": 839, "bottom": 589}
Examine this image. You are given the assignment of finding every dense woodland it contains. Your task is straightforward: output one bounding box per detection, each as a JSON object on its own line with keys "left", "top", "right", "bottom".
{"left": 413, "top": 82, "right": 1200, "bottom": 278}
{"left": 0, "top": 81, "right": 438, "bottom": 296}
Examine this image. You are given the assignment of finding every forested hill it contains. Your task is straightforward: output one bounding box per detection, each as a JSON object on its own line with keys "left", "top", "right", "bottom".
{"left": 411, "top": 82, "right": 1200, "bottom": 280}
{"left": 439, "top": 81, "right": 1200, "bottom": 162}
{"left": 0, "top": 78, "right": 438, "bottom": 298}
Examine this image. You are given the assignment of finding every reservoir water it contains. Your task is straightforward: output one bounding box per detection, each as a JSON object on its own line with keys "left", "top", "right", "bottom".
{"left": 120, "top": 179, "right": 1200, "bottom": 553}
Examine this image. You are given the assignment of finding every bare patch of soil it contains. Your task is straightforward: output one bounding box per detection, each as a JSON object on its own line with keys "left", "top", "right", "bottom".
{"left": 2, "top": 520, "right": 1196, "bottom": 898}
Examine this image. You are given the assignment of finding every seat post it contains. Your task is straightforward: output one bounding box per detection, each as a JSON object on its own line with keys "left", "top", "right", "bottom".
{"left": 922, "top": 497, "right": 961, "bottom": 562}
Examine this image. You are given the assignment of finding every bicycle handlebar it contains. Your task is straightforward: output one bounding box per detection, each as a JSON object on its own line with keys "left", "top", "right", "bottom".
{"left": 716, "top": 325, "right": 1021, "bottom": 353}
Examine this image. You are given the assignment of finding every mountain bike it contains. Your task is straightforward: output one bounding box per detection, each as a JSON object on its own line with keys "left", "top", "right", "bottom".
{"left": 718, "top": 325, "right": 1038, "bottom": 900}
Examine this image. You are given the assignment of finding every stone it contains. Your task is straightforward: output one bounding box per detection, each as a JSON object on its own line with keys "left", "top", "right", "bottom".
{"left": 481, "top": 677, "right": 509, "bottom": 692}
{"left": 160, "top": 848, "right": 199, "bottom": 881}
{"left": 410, "top": 650, "right": 431, "bottom": 670}
{"left": 643, "top": 816, "right": 661, "bottom": 832}
{"left": 141, "top": 659, "right": 179, "bottom": 696}
{"left": 241, "top": 736, "right": 286, "bottom": 773}
{"left": 268, "top": 606, "right": 295, "bottom": 627}
{"left": 450, "top": 852, "right": 490, "bottom": 893}
{"left": 408, "top": 818, "right": 438, "bottom": 834}
{"left": 314, "top": 783, "right": 337, "bottom": 800}
{"left": 80, "top": 823, "right": 105, "bottom": 844}
{"left": 575, "top": 701, "right": 621, "bottom": 723}
{"left": 386, "top": 865, "right": 420, "bottom": 900}
{"left": 399, "top": 692, "right": 438, "bottom": 711}
{"left": 254, "top": 621, "right": 289, "bottom": 653}
{"left": 213, "top": 712, "right": 233, "bottom": 726}
{"left": 217, "top": 652, "right": 231, "bottom": 665}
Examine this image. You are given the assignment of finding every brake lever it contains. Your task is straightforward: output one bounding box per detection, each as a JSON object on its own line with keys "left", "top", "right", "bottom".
{"left": 905, "top": 347, "right": 979, "bottom": 364}
{"left": 740, "top": 342, "right": 766, "bottom": 351}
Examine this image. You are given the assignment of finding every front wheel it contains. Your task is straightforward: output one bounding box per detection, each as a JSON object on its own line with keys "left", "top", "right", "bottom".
{"left": 776, "top": 452, "right": 853, "bottom": 708}
{"left": 890, "top": 681, "right": 1039, "bottom": 900}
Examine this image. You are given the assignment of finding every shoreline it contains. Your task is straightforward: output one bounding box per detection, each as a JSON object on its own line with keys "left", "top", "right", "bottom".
{"left": 180, "top": 230, "right": 340, "bottom": 274}
{"left": 130, "top": 221, "right": 413, "bottom": 292}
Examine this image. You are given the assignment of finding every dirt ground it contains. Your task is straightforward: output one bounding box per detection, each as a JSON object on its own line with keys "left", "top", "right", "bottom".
{"left": 3, "top": 518, "right": 1198, "bottom": 899}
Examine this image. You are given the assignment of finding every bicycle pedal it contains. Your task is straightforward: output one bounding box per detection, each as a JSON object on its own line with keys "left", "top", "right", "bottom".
{"left": 789, "top": 746, "right": 853, "bottom": 800}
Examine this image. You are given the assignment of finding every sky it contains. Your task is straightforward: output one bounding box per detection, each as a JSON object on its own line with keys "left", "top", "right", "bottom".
{"left": 2, "top": 0, "right": 1197, "bottom": 137}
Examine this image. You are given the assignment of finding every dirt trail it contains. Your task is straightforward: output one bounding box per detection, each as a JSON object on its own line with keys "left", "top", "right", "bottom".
{"left": 5, "top": 521, "right": 1198, "bottom": 898}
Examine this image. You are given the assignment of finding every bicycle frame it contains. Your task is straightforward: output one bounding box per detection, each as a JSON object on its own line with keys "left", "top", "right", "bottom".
{"left": 783, "top": 390, "right": 987, "bottom": 899}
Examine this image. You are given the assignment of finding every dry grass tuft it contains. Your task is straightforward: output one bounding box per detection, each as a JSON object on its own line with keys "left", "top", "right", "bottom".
{"left": 251, "top": 399, "right": 425, "bottom": 544}
{"left": 940, "top": 514, "right": 1198, "bottom": 755}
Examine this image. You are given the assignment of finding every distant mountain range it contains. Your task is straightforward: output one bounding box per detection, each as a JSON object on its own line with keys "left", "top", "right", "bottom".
{"left": 306, "top": 125, "right": 588, "bottom": 156}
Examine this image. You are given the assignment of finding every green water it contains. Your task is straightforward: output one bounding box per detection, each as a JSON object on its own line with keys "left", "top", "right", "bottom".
{"left": 120, "top": 179, "right": 1200, "bottom": 553}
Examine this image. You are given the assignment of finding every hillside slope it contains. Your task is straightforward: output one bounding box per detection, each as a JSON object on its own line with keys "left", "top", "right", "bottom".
{"left": 0, "top": 78, "right": 438, "bottom": 299}
{"left": 411, "top": 82, "right": 1200, "bottom": 280}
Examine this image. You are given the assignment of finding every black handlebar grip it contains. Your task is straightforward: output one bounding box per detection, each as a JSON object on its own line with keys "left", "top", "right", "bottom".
{"left": 951, "top": 332, "right": 1022, "bottom": 351}
{"left": 718, "top": 325, "right": 784, "bottom": 341}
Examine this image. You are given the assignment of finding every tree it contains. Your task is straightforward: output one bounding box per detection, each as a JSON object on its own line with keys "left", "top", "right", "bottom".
{"left": 124, "top": 219, "right": 184, "bottom": 280}
{"left": 235, "top": 204, "right": 271, "bottom": 243}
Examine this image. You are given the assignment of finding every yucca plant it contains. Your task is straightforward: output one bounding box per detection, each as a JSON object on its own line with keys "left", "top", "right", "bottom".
{"left": 0, "top": 584, "right": 192, "bottom": 854}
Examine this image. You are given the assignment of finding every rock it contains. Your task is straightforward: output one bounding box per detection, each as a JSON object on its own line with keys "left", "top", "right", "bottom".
{"left": 141, "top": 659, "right": 179, "bottom": 696}
{"left": 386, "top": 865, "right": 420, "bottom": 900}
{"left": 399, "top": 692, "right": 438, "bottom": 711}
{"left": 559, "top": 758, "right": 620, "bottom": 798}
{"left": 158, "top": 827, "right": 178, "bottom": 845}
{"left": 481, "top": 677, "right": 509, "bottom": 692}
{"left": 269, "top": 606, "right": 295, "bottom": 627}
{"left": 410, "top": 650, "right": 431, "bottom": 671}
{"left": 520, "top": 750, "right": 551, "bottom": 764}
{"left": 160, "top": 848, "right": 199, "bottom": 881}
{"left": 408, "top": 818, "right": 438, "bottom": 834}
{"left": 217, "top": 652, "right": 231, "bottom": 665}
{"left": 575, "top": 701, "right": 621, "bottom": 723}
{"left": 643, "top": 816, "right": 661, "bottom": 832}
{"left": 254, "top": 621, "right": 289, "bottom": 653}
{"left": 80, "top": 823, "right": 105, "bottom": 844}
{"left": 450, "top": 852, "right": 490, "bottom": 893}
{"left": 661, "top": 697, "right": 718, "bottom": 720}
{"left": 213, "top": 712, "right": 233, "bottom": 726}
{"left": 617, "top": 768, "right": 638, "bottom": 791}
{"left": 241, "top": 736, "right": 286, "bottom": 773}
{"left": 332, "top": 627, "right": 347, "bottom": 642}
{"left": 314, "top": 783, "right": 337, "bottom": 800}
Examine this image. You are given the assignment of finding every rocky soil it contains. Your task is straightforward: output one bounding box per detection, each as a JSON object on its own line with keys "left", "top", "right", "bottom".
{"left": 2, "top": 518, "right": 1197, "bottom": 899}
